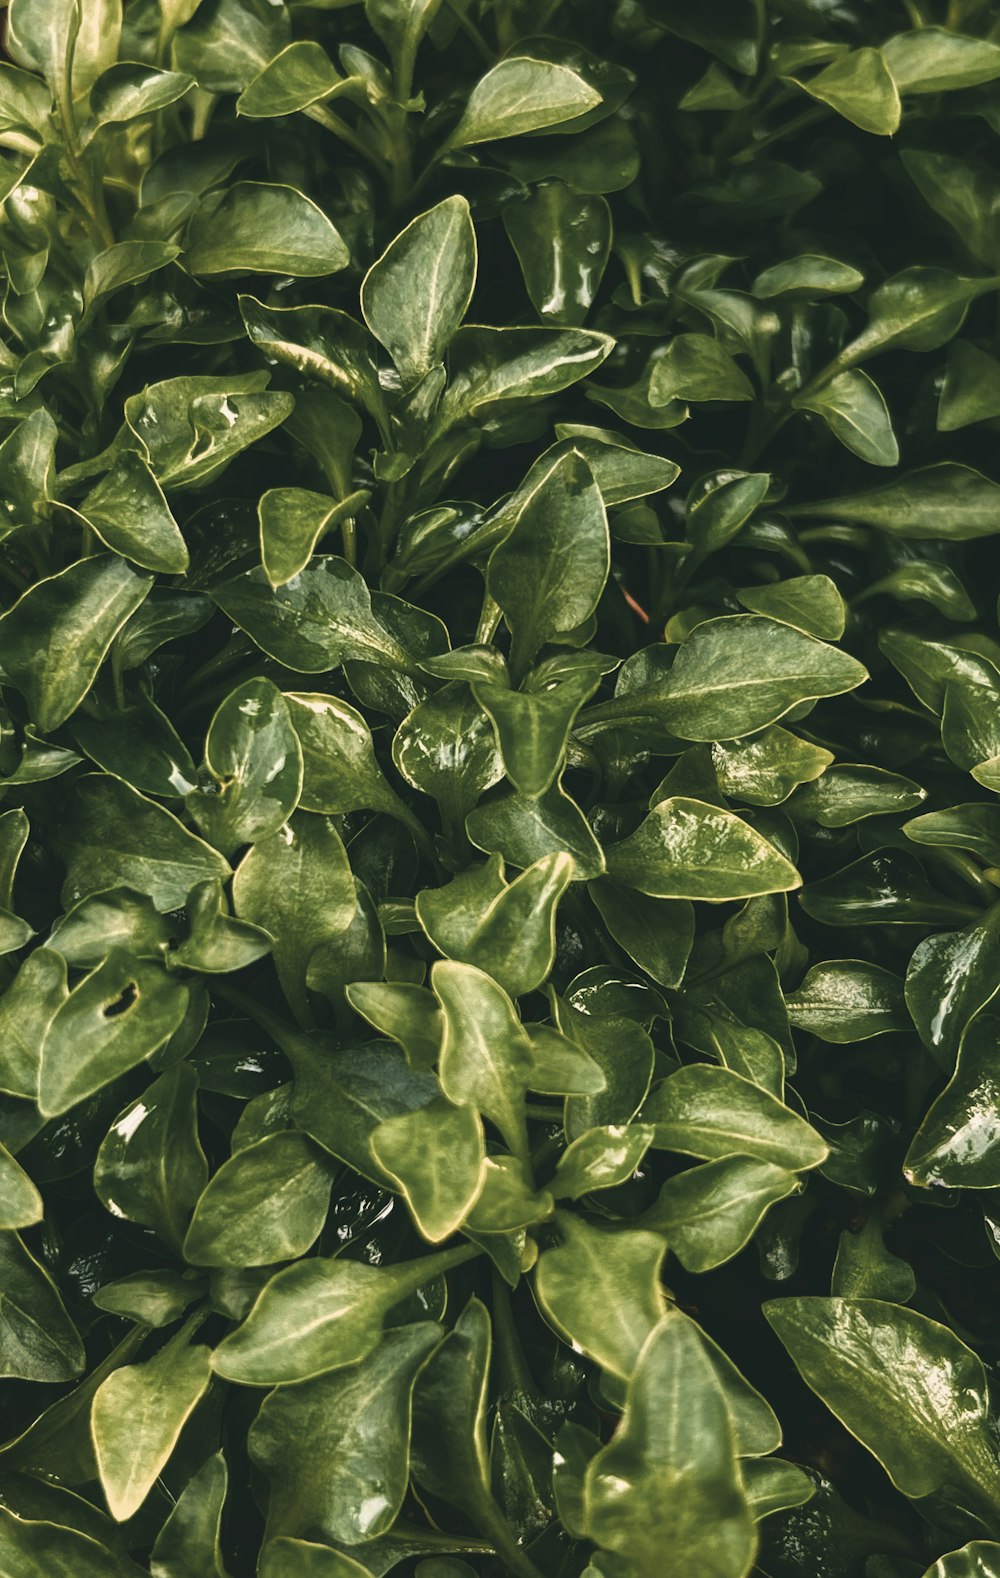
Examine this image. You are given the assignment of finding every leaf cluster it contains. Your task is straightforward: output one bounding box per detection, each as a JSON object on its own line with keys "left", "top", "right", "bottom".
{"left": 2, "top": 1, "right": 1000, "bottom": 1576}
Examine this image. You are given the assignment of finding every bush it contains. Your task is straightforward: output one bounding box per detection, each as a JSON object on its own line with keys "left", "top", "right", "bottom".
{"left": 2, "top": 1, "right": 1000, "bottom": 1574}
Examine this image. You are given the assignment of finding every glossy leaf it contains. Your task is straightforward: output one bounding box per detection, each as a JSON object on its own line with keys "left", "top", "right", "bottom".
{"left": 645, "top": 1064, "right": 829, "bottom": 1170}
{"left": 0, "top": 557, "right": 151, "bottom": 733}
{"left": 786, "top": 961, "right": 909, "bottom": 1042}
{"left": 247, "top": 1325, "right": 435, "bottom": 1546}
{"left": 92, "top": 1338, "right": 212, "bottom": 1521}
{"left": 185, "top": 182, "right": 349, "bottom": 277}
{"left": 504, "top": 182, "right": 611, "bottom": 325}
{"left": 0, "top": 1231, "right": 84, "bottom": 1381}
{"left": 212, "top": 1244, "right": 472, "bottom": 1385}
{"left": 187, "top": 678, "right": 303, "bottom": 857}
{"left": 449, "top": 58, "right": 601, "bottom": 147}
{"left": 362, "top": 197, "right": 476, "bottom": 386}
{"left": 606, "top": 797, "right": 801, "bottom": 901}
{"left": 534, "top": 1215, "right": 666, "bottom": 1378}
{"left": 94, "top": 1062, "right": 207, "bottom": 1249}
{"left": 232, "top": 815, "right": 356, "bottom": 1025}
{"left": 38, "top": 950, "right": 189, "bottom": 1117}
{"left": 655, "top": 616, "right": 868, "bottom": 740}
{"left": 487, "top": 449, "right": 609, "bottom": 680}
{"left": 184, "top": 1131, "right": 333, "bottom": 1266}
{"left": 645, "top": 1155, "right": 801, "bottom": 1272}
{"left": 583, "top": 1315, "right": 757, "bottom": 1577}
{"left": 765, "top": 1298, "right": 1000, "bottom": 1510}
{"left": 416, "top": 853, "right": 574, "bottom": 999}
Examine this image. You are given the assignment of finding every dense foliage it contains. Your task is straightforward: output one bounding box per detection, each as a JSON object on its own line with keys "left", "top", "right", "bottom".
{"left": 3, "top": 0, "right": 1000, "bottom": 1573}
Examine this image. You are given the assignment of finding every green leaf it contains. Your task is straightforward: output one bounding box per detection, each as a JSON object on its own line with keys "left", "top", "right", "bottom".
{"left": 920, "top": 1544, "right": 1000, "bottom": 1578}
{"left": 250, "top": 1325, "right": 438, "bottom": 1545}
{"left": 644, "top": 1064, "right": 829, "bottom": 1170}
{"left": 644, "top": 1156, "right": 801, "bottom": 1272}
{"left": 38, "top": 950, "right": 190, "bottom": 1118}
{"left": 712, "top": 727, "right": 834, "bottom": 806}
{"left": 90, "top": 62, "right": 195, "bottom": 127}
{"left": 589, "top": 880, "right": 694, "bottom": 988}
{"left": 466, "top": 782, "right": 606, "bottom": 881}
{"left": 832, "top": 1214, "right": 915, "bottom": 1302}
{"left": 93, "top": 1270, "right": 205, "bottom": 1329}
{"left": 188, "top": 678, "right": 303, "bottom": 857}
{"left": 214, "top": 559, "right": 415, "bottom": 675}
{"left": 752, "top": 255, "right": 864, "bottom": 298}
{"left": 487, "top": 450, "right": 608, "bottom": 678}
{"left": 232, "top": 814, "right": 356, "bottom": 1026}
{"left": 448, "top": 57, "right": 601, "bottom": 148}
{"left": 346, "top": 982, "right": 441, "bottom": 1069}
{"left": 836, "top": 269, "right": 997, "bottom": 365}
{"left": 59, "top": 775, "right": 231, "bottom": 912}
{"left": 92, "top": 1337, "right": 212, "bottom": 1521}
{"left": 124, "top": 373, "right": 295, "bottom": 492}
{"left": 583, "top": 1315, "right": 757, "bottom": 1577}
{"left": 239, "top": 296, "right": 387, "bottom": 428}
{"left": 149, "top": 1452, "right": 228, "bottom": 1578}
{"left": 213, "top": 1245, "right": 469, "bottom": 1385}
{"left": 784, "top": 47, "right": 900, "bottom": 134}
{"left": 439, "top": 325, "right": 614, "bottom": 428}
{"left": 787, "top": 764, "right": 925, "bottom": 825}
{"left": 534, "top": 1215, "right": 666, "bottom": 1379}
{"left": 0, "top": 1142, "right": 43, "bottom": 1230}
{"left": 0, "top": 1231, "right": 84, "bottom": 1381}
{"left": 416, "top": 853, "right": 574, "bottom": 998}
{"left": 650, "top": 334, "right": 754, "bottom": 404}
{"left": 81, "top": 240, "right": 180, "bottom": 320}
{"left": 904, "top": 907, "right": 1000, "bottom": 1065}
{"left": 433, "top": 960, "right": 532, "bottom": 1160}
{"left": 0, "top": 1506, "right": 145, "bottom": 1578}
{"left": 259, "top": 488, "right": 367, "bottom": 589}
{"left": 362, "top": 197, "right": 476, "bottom": 387}
{"left": 94, "top": 1064, "right": 206, "bottom": 1255}
{"left": 370, "top": 1096, "right": 486, "bottom": 1242}
{"left": 260, "top": 1540, "right": 376, "bottom": 1578}
{"left": 393, "top": 683, "right": 502, "bottom": 836}
{"left": 0, "top": 556, "right": 151, "bottom": 733}
{"left": 69, "top": 453, "right": 189, "bottom": 574}
{"left": 236, "top": 41, "right": 342, "bottom": 117}
{"left": 472, "top": 670, "right": 599, "bottom": 798}
{"left": 170, "top": 877, "right": 272, "bottom": 974}
{"left": 410, "top": 1298, "right": 497, "bottom": 1524}
{"left": 883, "top": 28, "right": 1000, "bottom": 93}
{"left": 905, "top": 804, "right": 1000, "bottom": 865}
{"left": 903, "top": 150, "right": 1000, "bottom": 269}
{"left": 0, "top": 950, "right": 69, "bottom": 1099}
{"left": 801, "top": 848, "right": 978, "bottom": 927}
{"left": 550, "top": 1123, "right": 654, "bottom": 1199}
{"left": 655, "top": 615, "right": 868, "bottom": 740}
{"left": 939, "top": 340, "right": 1000, "bottom": 432}
{"left": 793, "top": 369, "right": 898, "bottom": 467}
{"left": 786, "top": 961, "right": 909, "bottom": 1042}
{"left": 765, "top": 1298, "right": 1000, "bottom": 1510}
{"left": 365, "top": 0, "right": 445, "bottom": 81}
{"left": 185, "top": 181, "right": 349, "bottom": 277}
{"left": 605, "top": 797, "right": 801, "bottom": 901}
{"left": 905, "top": 1018, "right": 1000, "bottom": 1188}
{"left": 504, "top": 181, "right": 611, "bottom": 326}
{"left": 285, "top": 691, "right": 408, "bottom": 822}
{"left": 0, "top": 410, "right": 57, "bottom": 533}
{"left": 184, "top": 1131, "right": 333, "bottom": 1266}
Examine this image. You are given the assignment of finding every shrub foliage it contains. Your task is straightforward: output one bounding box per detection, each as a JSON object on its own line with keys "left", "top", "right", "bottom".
{"left": 2, "top": 0, "right": 1000, "bottom": 1574}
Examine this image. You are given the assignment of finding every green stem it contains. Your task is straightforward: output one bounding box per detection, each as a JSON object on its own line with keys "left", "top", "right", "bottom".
{"left": 492, "top": 1270, "right": 542, "bottom": 1407}
{"left": 308, "top": 103, "right": 394, "bottom": 182}
{"left": 470, "top": 1491, "right": 547, "bottom": 1578}
{"left": 475, "top": 591, "right": 503, "bottom": 646}
{"left": 729, "top": 104, "right": 828, "bottom": 166}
